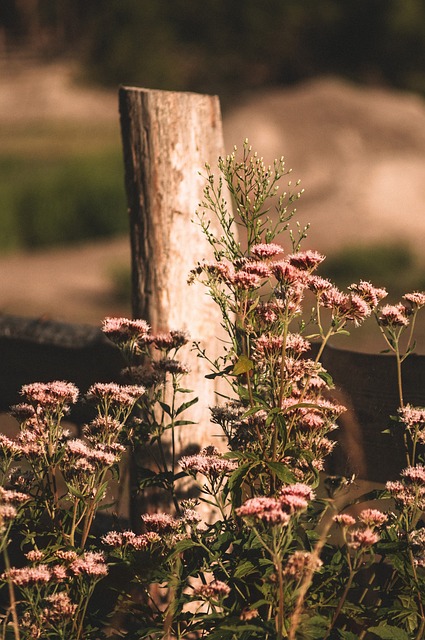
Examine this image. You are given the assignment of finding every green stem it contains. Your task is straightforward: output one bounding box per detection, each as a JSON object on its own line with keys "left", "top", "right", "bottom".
{"left": 323, "top": 570, "right": 355, "bottom": 640}
{"left": 3, "top": 544, "right": 20, "bottom": 640}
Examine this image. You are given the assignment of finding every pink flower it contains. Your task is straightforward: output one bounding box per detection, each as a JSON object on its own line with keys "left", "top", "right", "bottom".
{"left": 102, "top": 317, "right": 150, "bottom": 343}
{"left": 232, "top": 270, "right": 262, "bottom": 289}
{"left": 283, "top": 550, "right": 323, "bottom": 578}
{"left": 358, "top": 509, "right": 388, "bottom": 527}
{"left": 287, "top": 250, "right": 325, "bottom": 271}
{"left": 0, "top": 487, "right": 30, "bottom": 504}
{"left": 403, "top": 291, "right": 425, "bottom": 309}
{"left": 86, "top": 382, "right": 145, "bottom": 406}
{"left": 70, "top": 551, "right": 108, "bottom": 577}
{"left": 236, "top": 497, "right": 291, "bottom": 525}
{"left": 0, "top": 504, "right": 17, "bottom": 521}
{"left": 25, "top": 550, "right": 44, "bottom": 563}
{"left": 333, "top": 514, "right": 356, "bottom": 527}
{"left": 251, "top": 243, "right": 283, "bottom": 259}
{"left": 344, "top": 294, "right": 371, "bottom": 326}
{"left": 179, "top": 446, "right": 238, "bottom": 478}
{"left": 349, "top": 281, "right": 388, "bottom": 308}
{"left": 308, "top": 275, "right": 333, "bottom": 294}
{"left": 348, "top": 527, "right": 380, "bottom": 550}
{"left": 399, "top": 405, "right": 425, "bottom": 430}
{"left": 243, "top": 261, "right": 272, "bottom": 278}
{"left": 378, "top": 304, "right": 410, "bottom": 327}
{"left": 141, "top": 513, "right": 181, "bottom": 533}
{"left": 270, "top": 261, "right": 306, "bottom": 286}
{"left": 320, "top": 287, "right": 348, "bottom": 310}
{"left": 401, "top": 465, "right": 425, "bottom": 484}
{"left": 194, "top": 579, "right": 231, "bottom": 599}
{"left": 3, "top": 564, "right": 51, "bottom": 586}
{"left": 21, "top": 381, "right": 79, "bottom": 407}
{"left": 286, "top": 333, "right": 311, "bottom": 354}
{"left": 44, "top": 592, "right": 77, "bottom": 620}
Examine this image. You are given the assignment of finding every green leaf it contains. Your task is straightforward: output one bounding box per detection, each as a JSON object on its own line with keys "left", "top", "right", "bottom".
{"left": 234, "top": 559, "right": 258, "bottom": 579}
{"left": 175, "top": 397, "right": 198, "bottom": 416}
{"left": 338, "top": 631, "right": 359, "bottom": 640}
{"left": 158, "top": 401, "right": 172, "bottom": 417}
{"left": 228, "top": 461, "right": 260, "bottom": 508}
{"left": 318, "top": 369, "right": 334, "bottom": 388}
{"left": 232, "top": 355, "right": 254, "bottom": 376}
{"left": 169, "top": 538, "right": 200, "bottom": 557}
{"left": 265, "top": 461, "right": 296, "bottom": 483}
{"left": 205, "top": 365, "right": 233, "bottom": 379}
{"left": 368, "top": 626, "right": 410, "bottom": 639}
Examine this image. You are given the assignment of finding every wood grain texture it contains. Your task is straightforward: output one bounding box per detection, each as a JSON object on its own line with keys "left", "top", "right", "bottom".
{"left": 119, "top": 87, "right": 230, "bottom": 517}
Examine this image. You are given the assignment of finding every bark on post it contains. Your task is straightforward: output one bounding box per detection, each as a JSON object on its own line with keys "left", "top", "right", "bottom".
{"left": 118, "top": 87, "right": 229, "bottom": 521}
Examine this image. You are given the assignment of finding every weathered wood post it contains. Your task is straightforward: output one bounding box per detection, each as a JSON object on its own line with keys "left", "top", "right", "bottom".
{"left": 118, "top": 87, "right": 230, "bottom": 522}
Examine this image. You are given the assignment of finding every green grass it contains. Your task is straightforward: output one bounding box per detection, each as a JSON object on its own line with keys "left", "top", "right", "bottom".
{"left": 323, "top": 242, "right": 425, "bottom": 300}
{"left": 0, "top": 122, "right": 128, "bottom": 251}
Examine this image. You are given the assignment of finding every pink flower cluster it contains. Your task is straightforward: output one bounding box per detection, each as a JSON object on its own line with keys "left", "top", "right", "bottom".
{"left": 102, "top": 530, "right": 160, "bottom": 550}
{"left": 237, "top": 484, "right": 314, "bottom": 525}
{"left": 21, "top": 381, "right": 79, "bottom": 407}
{"left": 179, "top": 446, "right": 238, "bottom": 479}
{"left": 387, "top": 465, "right": 425, "bottom": 510}
{"left": 102, "top": 317, "right": 151, "bottom": 349}
{"left": 86, "top": 382, "right": 145, "bottom": 407}
{"left": 193, "top": 579, "right": 231, "bottom": 599}
{"left": 3, "top": 551, "right": 109, "bottom": 586}
{"left": 283, "top": 550, "right": 323, "bottom": 578}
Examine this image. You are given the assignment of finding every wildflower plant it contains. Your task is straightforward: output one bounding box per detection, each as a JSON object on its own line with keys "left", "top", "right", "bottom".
{"left": 97, "top": 141, "right": 424, "bottom": 640}
{"left": 1, "top": 141, "right": 425, "bottom": 639}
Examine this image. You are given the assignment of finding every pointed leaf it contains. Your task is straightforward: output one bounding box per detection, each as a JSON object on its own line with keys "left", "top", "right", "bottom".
{"left": 368, "top": 626, "right": 410, "bottom": 639}
{"left": 232, "top": 355, "right": 254, "bottom": 376}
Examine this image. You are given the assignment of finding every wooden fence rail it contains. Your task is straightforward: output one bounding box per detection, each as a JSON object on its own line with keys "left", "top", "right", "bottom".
{"left": 0, "top": 313, "right": 424, "bottom": 485}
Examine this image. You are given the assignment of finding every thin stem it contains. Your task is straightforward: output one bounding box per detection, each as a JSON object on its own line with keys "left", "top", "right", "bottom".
{"left": 323, "top": 570, "right": 355, "bottom": 640}
{"left": 3, "top": 544, "right": 20, "bottom": 640}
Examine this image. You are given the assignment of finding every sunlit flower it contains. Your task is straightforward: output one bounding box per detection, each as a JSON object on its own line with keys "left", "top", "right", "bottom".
{"left": 179, "top": 446, "right": 238, "bottom": 478}
{"left": 251, "top": 243, "right": 283, "bottom": 259}
{"left": 378, "top": 303, "right": 410, "bottom": 327}
{"left": 333, "top": 514, "right": 356, "bottom": 527}
{"left": 102, "top": 317, "right": 150, "bottom": 343}
{"left": 348, "top": 527, "right": 380, "bottom": 550}
{"left": 358, "top": 509, "right": 388, "bottom": 527}
{"left": 86, "top": 382, "right": 145, "bottom": 406}
{"left": 403, "top": 291, "right": 425, "bottom": 309}
{"left": 349, "top": 281, "right": 388, "bottom": 308}
{"left": 21, "top": 381, "right": 79, "bottom": 407}
{"left": 236, "top": 497, "right": 291, "bottom": 525}
{"left": 232, "top": 270, "right": 262, "bottom": 289}
{"left": 287, "top": 250, "right": 325, "bottom": 271}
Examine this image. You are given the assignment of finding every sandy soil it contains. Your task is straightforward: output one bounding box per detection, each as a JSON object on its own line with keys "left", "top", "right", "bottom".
{"left": 2, "top": 59, "right": 425, "bottom": 345}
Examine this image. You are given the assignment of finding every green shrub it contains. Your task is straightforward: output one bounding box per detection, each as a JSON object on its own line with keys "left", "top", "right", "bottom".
{"left": 324, "top": 242, "right": 421, "bottom": 293}
{"left": 0, "top": 151, "right": 128, "bottom": 251}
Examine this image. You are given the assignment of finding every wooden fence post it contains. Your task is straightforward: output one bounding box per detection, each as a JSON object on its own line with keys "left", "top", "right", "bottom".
{"left": 118, "top": 87, "right": 230, "bottom": 521}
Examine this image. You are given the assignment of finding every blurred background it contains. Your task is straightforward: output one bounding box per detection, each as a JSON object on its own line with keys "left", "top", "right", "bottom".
{"left": 2, "top": 0, "right": 425, "bottom": 351}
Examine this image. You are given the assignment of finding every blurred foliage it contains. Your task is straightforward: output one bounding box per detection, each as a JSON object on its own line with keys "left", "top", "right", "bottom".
{"left": 2, "top": 1, "right": 425, "bottom": 103}
{"left": 0, "top": 150, "right": 127, "bottom": 251}
{"left": 323, "top": 242, "right": 425, "bottom": 299}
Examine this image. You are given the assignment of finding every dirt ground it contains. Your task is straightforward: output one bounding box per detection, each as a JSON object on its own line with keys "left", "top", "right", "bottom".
{"left": 2, "top": 59, "right": 425, "bottom": 348}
